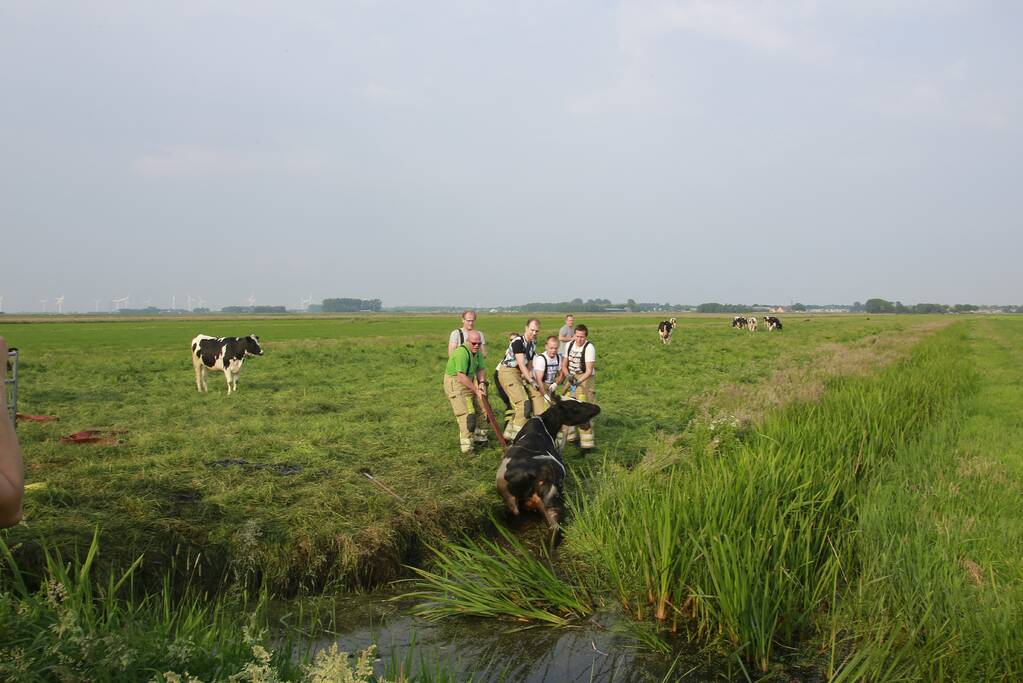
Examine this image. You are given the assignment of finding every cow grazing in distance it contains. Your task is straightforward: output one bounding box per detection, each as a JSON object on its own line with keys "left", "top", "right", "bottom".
{"left": 191, "top": 334, "right": 263, "bottom": 393}
{"left": 496, "top": 395, "right": 600, "bottom": 532}
{"left": 764, "top": 316, "right": 783, "bottom": 331}
{"left": 747, "top": 316, "right": 758, "bottom": 332}
{"left": 732, "top": 316, "right": 747, "bottom": 329}
{"left": 658, "top": 318, "right": 678, "bottom": 345}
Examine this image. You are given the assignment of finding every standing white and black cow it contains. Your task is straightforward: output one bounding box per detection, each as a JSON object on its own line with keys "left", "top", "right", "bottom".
{"left": 763, "top": 316, "right": 783, "bottom": 331}
{"left": 496, "top": 395, "right": 600, "bottom": 532}
{"left": 732, "top": 316, "right": 747, "bottom": 329}
{"left": 191, "top": 334, "right": 263, "bottom": 394}
{"left": 747, "top": 316, "right": 758, "bottom": 332}
{"left": 657, "top": 318, "right": 678, "bottom": 345}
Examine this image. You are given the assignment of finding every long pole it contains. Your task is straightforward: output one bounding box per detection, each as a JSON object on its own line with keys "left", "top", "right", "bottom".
{"left": 479, "top": 392, "right": 508, "bottom": 449}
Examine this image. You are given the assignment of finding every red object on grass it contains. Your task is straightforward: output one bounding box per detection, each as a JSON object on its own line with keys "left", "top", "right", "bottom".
{"left": 59, "top": 429, "right": 127, "bottom": 445}
{"left": 16, "top": 413, "right": 59, "bottom": 422}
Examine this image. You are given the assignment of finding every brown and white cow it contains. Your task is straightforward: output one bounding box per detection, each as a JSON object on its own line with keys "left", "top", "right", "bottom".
{"left": 191, "top": 334, "right": 263, "bottom": 393}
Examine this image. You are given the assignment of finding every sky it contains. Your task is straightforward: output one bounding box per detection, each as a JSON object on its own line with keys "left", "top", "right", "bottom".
{"left": 1, "top": 1, "right": 1020, "bottom": 312}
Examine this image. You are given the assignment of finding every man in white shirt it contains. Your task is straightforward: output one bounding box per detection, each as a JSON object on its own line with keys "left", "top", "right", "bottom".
{"left": 561, "top": 324, "right": 597, "bottom": 450}
{"left": 448, "top": 309, "right": 487, "bottom": 358}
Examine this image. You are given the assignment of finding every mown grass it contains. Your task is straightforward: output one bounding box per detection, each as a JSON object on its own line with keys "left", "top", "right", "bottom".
{"left": 0, "top": 313, "right": 915, "bottom": 593}
{"left": 409, "top": 319, "right": 1023, "bottom": 677}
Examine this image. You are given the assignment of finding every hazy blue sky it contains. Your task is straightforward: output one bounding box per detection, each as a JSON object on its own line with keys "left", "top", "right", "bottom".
{"left": 1, "top": 1, "right": 1020, "bottom": 311}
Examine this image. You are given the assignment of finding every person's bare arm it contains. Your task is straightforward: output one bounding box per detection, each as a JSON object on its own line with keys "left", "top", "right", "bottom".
{"left": 576, "top": 361, "right": 594, "bottom": 384}
{"left": 515, "top": 353, "right": 538, "bottom": 389}
{"left": 0, "top": 337, "right": 24, "bottom": 527}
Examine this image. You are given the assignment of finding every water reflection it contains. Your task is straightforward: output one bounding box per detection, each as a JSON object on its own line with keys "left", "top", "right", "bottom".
{"left": 306, "top": 593, "right": 696, "bottom": 682}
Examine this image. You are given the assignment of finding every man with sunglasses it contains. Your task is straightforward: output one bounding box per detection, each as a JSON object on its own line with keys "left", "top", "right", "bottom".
{"left": 442, "top": 330, "right": 488, "bottom": 455}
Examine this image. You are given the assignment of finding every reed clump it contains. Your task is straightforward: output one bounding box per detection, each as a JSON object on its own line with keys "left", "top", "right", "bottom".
{"left": 0, "top": 531, "right": 461, "bottom": 682}
{"left": 567, "top": 328, "right": 975, "bottom": 671}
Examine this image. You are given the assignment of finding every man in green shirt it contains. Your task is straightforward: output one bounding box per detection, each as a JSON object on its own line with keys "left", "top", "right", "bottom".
{"left": 443, "top": 330, "right": 488, "bottom": 455}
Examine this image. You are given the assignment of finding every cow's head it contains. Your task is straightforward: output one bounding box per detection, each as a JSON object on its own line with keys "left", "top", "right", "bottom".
{"left": 669, "top": 317, "right": 677, "bottom": 327}
{"left": 245, "top": 334, "right": 263, "bottom": 357}
{"left": 546, "top": 394, "right": 600, "bottom": 432}
{"left": 523, "top": 461, "right": 566, "bottom": 530}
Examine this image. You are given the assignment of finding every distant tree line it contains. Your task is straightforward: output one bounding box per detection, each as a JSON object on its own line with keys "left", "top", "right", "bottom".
{"left": 221, "top": 305, "right": 287, "bottom": 314}
{"left": 862, "top": 299, "right": 1003, "bottom": 314}
{"left": 497, "top": 298, "right": 690, "bottom": 313}
{"left": 696, "top": 303, "right": 748, "bottom": 313}
{"left": 322, "top": 298, "right": 382, "bottom": 312}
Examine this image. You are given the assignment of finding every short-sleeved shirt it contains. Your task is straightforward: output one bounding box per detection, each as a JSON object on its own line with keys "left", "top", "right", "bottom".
{"left": 445, "top": 345, "right": 485, "bottom": 378}
{"left": 558, "top": 325, "right": 574, "bottom": 354}
{"left": 501, "top": 335, "right": 536, "bottom": 368}
{"left": 449, "top": 329, "right": 486, "bottom": 348}
{"left": 531, "top": 352, "right": 562, "bottom": 384}
{"left": 565, "top": 340, "right": 596, "bottom": 376}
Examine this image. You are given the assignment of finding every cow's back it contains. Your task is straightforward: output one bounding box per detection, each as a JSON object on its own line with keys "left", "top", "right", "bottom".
{"left": 191, "top": 334, "right": 227, "bottom": 369}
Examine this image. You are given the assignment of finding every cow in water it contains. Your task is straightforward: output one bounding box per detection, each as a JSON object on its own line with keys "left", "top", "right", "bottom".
{"left": 763, "top": 316, "right": 783, "bottom": 331}
{"left": 191, "top": 334, "right": 263, "bottom": 393}
{"left": 496, "top": 394, "right": 600, "bottom": 532}
{"left": 658, "top": 318, "right": 678, "bottom": 345}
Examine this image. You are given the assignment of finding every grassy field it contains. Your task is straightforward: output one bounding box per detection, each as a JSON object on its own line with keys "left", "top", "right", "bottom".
{"left": 0, "top": 313, "right": 924, "bottom": 593}
{"left": 3, "top": 313, "right": 1022, "bottom": 679}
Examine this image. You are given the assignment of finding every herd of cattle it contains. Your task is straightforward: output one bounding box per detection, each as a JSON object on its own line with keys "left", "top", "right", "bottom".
{"left": 731, "top": 315, "right": 782, "bottom": 332}
{"left": 656, "top": 314, "right": 783, "bottom": 342}
{"left": 187, "top": 315, "right": 782, "bottom": 534}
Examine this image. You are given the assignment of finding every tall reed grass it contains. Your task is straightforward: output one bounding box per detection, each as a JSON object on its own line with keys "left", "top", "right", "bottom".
{"left": 568, "top": 328, "right": 974, "bottom": 671}
{"left": 405, "top": 522, "right": 592, "bottom": 625}
{"left": 0, "top": 531, "right": 461, "bottom": 682}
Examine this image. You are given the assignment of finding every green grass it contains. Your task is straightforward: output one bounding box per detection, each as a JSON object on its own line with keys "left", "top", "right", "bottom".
{"left": 410, "top": 319, "right": 1023, "bottom": 677}
{"left": 0, "top": 313, "right": 916, "bottom": 593}
{"left": 829, "top": 317, "right": 1023, "bottom": 681}
{"left": 0, "top": 531, "right": 470, "bottom": 682}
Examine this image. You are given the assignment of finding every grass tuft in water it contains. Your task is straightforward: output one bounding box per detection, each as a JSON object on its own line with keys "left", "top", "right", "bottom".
{"left": 406, "top": 521, "right": 591, "bottom": 626}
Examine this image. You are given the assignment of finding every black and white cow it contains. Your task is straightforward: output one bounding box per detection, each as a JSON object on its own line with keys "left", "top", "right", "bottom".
{"left": 732, "top": 316, "right": 747, "bottom": 329}
{"left": 496, "top": 395, "right": 600, "bottom": 530}
{"left": 763, "top": 316, "right": 783, "bottom": 331}
{"left": 657, "top": 318, "right": 678, "bottom": 345}
{"left": 747, "top": 316, "right": 758, "bottom": 332}
{"left": 191, "top": 334, "right": 263, "bottom": 394}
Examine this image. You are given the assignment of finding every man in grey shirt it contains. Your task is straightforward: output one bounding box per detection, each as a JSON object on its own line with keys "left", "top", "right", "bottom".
{"left": 558, "top": 314, "right": 575, "bottom": 355}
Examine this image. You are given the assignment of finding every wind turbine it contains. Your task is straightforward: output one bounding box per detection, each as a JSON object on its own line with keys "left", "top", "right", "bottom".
{"left": 112, "top": 296, "right": 129, "bottom": 311}
{"left": 0, "top": 296, "right": 4, "bottom": 313}
{"left": 171, "top": 295, "right": 176, "bottom": 310}
{"left": 40, "top": 298, "right": 47, "bottom": 313}
{"left": 299, "top": 294, "right": 313, "bottom": 310}
{"left": 55, "top": 294, "right": 65, "bottom": 314}
{"left": 94, "top": 299, "right": 102, "bottom": 313}
{"left": 144, "top": 297, "right": 152, "bottom": 308}
{"left": 186, "top": 294, "right": 194, "bottom": 310}
{"left": 247, "top": 292, "right": 256, "bottom": 308}
{"left": 196, "top": 296, "right": 207, "bottom": 310}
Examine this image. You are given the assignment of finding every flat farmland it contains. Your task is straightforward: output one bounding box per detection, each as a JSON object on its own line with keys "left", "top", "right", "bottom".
{"left": 1, "top": 313, "right": 936, "bottom": 591}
